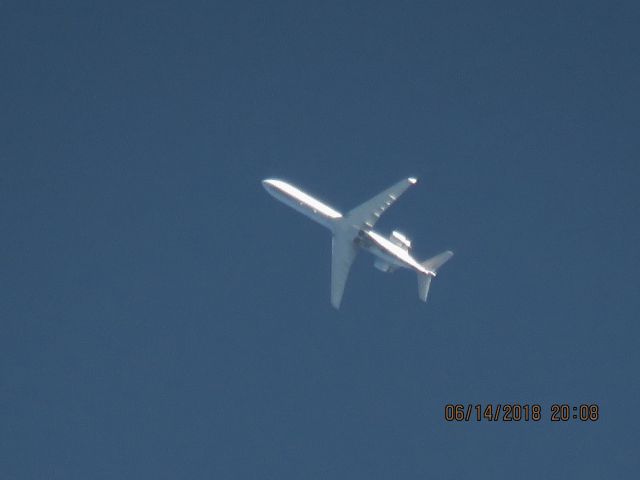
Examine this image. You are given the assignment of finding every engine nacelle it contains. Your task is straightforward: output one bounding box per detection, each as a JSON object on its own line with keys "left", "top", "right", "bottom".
{"left": 374, "top": 258, "right": 395, "bottom": 273}
{"left": 390, "top": 230, "right": 411, "bottom": 251}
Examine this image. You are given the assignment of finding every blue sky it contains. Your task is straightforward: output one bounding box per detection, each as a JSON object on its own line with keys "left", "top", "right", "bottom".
{"left": 2, "top": 1, "right": 639, "bottom": 478}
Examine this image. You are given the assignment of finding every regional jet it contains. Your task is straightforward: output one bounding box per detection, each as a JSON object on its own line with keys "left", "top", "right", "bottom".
{"left": 262, "top": 177, "right": 453, "bottom": 309}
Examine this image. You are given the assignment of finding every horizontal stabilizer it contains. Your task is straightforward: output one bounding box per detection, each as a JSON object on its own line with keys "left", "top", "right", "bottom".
{"left": 421, "top": 250, "right": 454, "bottom": 274}
{"left": 417, "top": 250, "right": 453, "bottom": 302}
{"left": 417, "top": 273, "right": 433, "bottom": 302}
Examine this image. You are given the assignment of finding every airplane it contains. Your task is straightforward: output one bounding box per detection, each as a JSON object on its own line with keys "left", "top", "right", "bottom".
{"left": 262, "top": 177, "right": 453, "bottom": 309}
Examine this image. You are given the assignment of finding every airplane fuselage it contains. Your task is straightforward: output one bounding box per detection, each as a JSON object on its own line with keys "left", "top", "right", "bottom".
{"left": 262, "top": 179, "right": 342, "bottom": 229}
{"left": 357, "top": 230, "right": 431, "bottom": 274}
{"left": 263, "top": 179, "right": 432, "bottom": 276}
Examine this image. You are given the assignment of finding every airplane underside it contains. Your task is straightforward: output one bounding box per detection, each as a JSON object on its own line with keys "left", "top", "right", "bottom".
{"left": 263, "top": 177, "right": 453, "bottom": 309}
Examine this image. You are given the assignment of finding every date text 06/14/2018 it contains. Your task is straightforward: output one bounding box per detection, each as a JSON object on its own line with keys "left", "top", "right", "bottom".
{"left": 444, "top": 404, "right": 600, "bottom": 422}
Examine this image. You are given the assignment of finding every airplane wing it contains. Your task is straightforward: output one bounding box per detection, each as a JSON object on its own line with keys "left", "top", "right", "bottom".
{"left": 345, "top": 177, "right": 418, "bottom": 229}
{"left": 330, "top": 232, "right": 358, "bottom": 309}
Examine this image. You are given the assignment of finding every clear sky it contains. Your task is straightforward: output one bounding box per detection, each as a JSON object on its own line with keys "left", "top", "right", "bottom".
{"left": 2, "top": 1, "right": 639, "bottom": 478}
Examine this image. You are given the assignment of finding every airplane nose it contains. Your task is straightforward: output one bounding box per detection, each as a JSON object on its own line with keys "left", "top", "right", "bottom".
{"left": 262, "top": 178, "right": 282, "bottom": 190}
{"left": 262, "top": 179, "right": 281, "bottom": 197}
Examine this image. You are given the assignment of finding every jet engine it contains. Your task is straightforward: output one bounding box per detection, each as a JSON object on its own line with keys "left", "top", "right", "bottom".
{"left": 374, "top": 258, "right": 395, "bottom": 272}
{"left": 373, "top": 231, "right": 412, "bottom": 273}
{"left": 390, "top": 230, "right": 411, "bottom": 251}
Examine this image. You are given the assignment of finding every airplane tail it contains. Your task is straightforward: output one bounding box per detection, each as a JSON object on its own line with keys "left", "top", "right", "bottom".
{"left": 417, "top": 250, "right": 454, "bottom": 302}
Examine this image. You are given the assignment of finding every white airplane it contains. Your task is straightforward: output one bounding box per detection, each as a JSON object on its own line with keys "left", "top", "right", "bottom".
{"left": 262, "top": 177, "right": 453, "bottom": 309}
